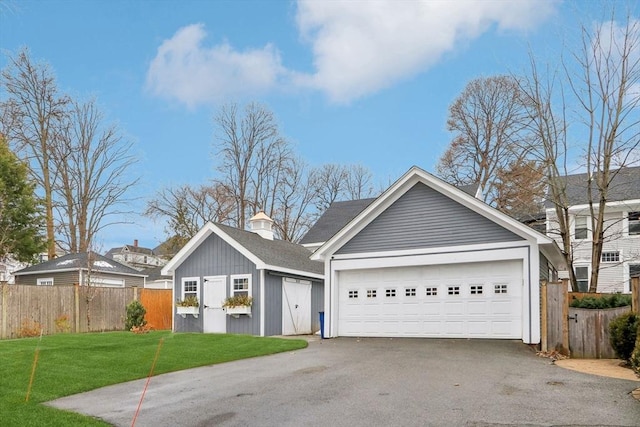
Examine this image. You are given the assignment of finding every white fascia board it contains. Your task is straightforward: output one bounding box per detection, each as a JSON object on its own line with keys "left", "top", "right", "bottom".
{"left": 330, "top": 240, "right": 531, "bottom": 261}
{"left": 547, "top": 199, "right": 640, "bottom": 213}
{"left": 262, "top": 265, "right": 324, "bottom": 280}
{"left": 15, "top": 268, "right": 79, "bottom": 276}
{"left": 311, "top": 166, "right": 552, "bottom": 260}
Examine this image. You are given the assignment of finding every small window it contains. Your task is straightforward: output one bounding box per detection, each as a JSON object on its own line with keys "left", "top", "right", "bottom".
{"left": 348, "top": 290, "right": 358, "bottom": 299}
{"left": 367, "top": 289, "right": 377, "bottom": 298}
{"left": 575, "top": 216, "right": 588, "bottom": 240}
{"left": 628, "top": 212, "right": 640, "bottom": 235}
{"left": 231, "top": 275, "right": 251, "bottom": 297}
{"left": 575, "top": 267, "right": 589, "bottom": 292}
{"left": 494, "top": 284, "right": 508, "bottom": 294}
{"left": 470, "top": 285, "right": 483, "bottom": 295}
{"left": 181, "top": 277, "right": 199, "bottom": 301}
{"left": 601, "top": 251, "right": 620, "bottom": 263}
{"left": 425, "top": 287, "right": 438, "bottom": 296}
{"left": 385, "top": 288, "right": 396, "bottom": 297}
{"left": 37, "top": 278, "right": 54, "bottom": 286}
{"left": 143, "top": 255, "right": 148, "bottom": 263}
{"left": 448, "top": 286, "right": 460, "bottom": 295}
{"left": 405, "top": 288, "right": 416, "bottom": 297}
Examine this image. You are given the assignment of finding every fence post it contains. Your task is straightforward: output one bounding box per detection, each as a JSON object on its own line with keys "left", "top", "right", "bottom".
{"left": 632, "top": 276, "right": 639, "bottom": 314}
{"left": 133, "top": 286, "right": 138, "bottom": 301}
{"left": 1, "top": 284, "right": 7, "bottom": 339}
{"left": 74, "top": 284, "right": 80, "bottom": 333}
{"left": 540, "top": 281, "right": 548, "bottom": 353}
{"left": 561, "top": 279, "right": 570, "bottom": 356}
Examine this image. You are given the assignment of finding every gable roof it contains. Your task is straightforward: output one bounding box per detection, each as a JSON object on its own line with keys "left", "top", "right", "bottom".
{"left": 105, "top": 244, "right": 155, "bottom": 257}
{"left": 310, "top": 166, "right": 565, "bottom": 269}
{"left": 300, "top": 183, "right": 481, "bottom": 246}
{"left": 14, "top": 252, "right": 146, "bottom": 277}
{"left": 545, "top": 166, "right": 640, "bottom": 208}
{"left": 142, "top": 265, "right": 171, "bottom": 282}
{"left": 162, "top": 223, "right": 324, "bottom": 279}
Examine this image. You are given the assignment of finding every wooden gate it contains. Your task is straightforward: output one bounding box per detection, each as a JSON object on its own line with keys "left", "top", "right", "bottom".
{"left": 567, "top": 306, "right": 631, "bottom": 358}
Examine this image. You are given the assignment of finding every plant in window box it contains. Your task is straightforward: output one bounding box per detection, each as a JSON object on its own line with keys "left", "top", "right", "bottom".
{"left": 223, "top": 295, "right": 253, "bottom": 317}
{"left": 176, "top": 295, "right": 200, "bottom": 318}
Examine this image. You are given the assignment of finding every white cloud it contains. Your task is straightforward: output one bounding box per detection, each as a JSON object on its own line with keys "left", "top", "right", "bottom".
{"left": 294, "top": 0, "right": 559, "bottom": 103}
{"left": 146, "top": 23, "right": 286, "bottom": 108}
{"left": 146, "top": 1, "right": 559, "bottom": 106}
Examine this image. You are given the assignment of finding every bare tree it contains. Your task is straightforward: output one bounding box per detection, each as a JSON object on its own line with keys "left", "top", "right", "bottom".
{"left": 436, "top": 75, "right": 532, "bottom": 206}
{"left": 54, "top": 99, "right": 139, "bottom": 253}
{"left": 145, "top": 182, "right": 235, "bottom": 245}
{"left": 494, "top": 160, "right": 546, "bottom": 219}
{"left": 213, "top": 102, "right": 292, "bottom": 229}
{"left": 1, "top": 48, "right": 69, "bottom": 258}
{"left": 520, "top": 6, "right": 640, "bottom": 292}
{"left": 570, "top": 12, "right": 640, "bottom": 291}
{"left": 311, "top": 163, "right": 377, "bottom": 212}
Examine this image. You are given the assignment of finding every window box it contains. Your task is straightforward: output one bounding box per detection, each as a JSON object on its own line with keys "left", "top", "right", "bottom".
{"left": 225, "top": 305, "right": 252, "bottom": 317}
{"left": 176, "top": 306, "right": 199, "bottom": 318}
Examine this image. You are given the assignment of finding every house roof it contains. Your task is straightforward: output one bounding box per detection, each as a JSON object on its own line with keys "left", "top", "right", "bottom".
{"left": 299, "top": 183, "right": 481, "bottom": 246}
{"left": 14, "top": 252, "right": 146, "bottom": 277}
{"left": 300, "top": 198, "right": 376, "bottom": 245}
{"left": 105, "top": 244, "right": 155, "bottom": 257}
{"left": 545, "top": 166, "right": 640, "bottom": 208}
{"left": 142, "top": 265, "right": 171, "bottom": 282}
{"left": 162, "top": 223, "right": 324, "bottom": 279}
{"left": 310, "top": 166, "right": 566, "bottom": 270}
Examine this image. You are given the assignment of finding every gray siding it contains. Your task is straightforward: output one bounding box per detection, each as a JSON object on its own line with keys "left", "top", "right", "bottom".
{"left": 337, "top": 183, "right": 522, "bottom": 254}
{"left": 174, "top": 233, "right": 259, "bottom": 334}
{"left": 16, "top": 271, "right": 79, "bottom": 286}
{"left": 311, "top": 279, "right": 324, "bottom": 333}
{"left": 539, "top": 253, "right": 550, "bottom": 282}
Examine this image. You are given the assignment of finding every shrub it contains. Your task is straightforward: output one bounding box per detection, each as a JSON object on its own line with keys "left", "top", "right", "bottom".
{"left": 570, "top": 294, "right": 631, "bottom": 309}
{"left": 18, "top": 318, "right": 43, "bottom": 338}
{"left": 609, "top": 312, "right": 638, "bottom": 362}
{"left": 631, "top": 329, "right": 640, "bottom": 376}
{"left": 54, "top": 314, "right": 71, "bottom": 333}
{"left": 176, "top": 295, "right": 199, "bottom": 307}
{"left": 125, "top": 300, "right": 147, "bottom": 331}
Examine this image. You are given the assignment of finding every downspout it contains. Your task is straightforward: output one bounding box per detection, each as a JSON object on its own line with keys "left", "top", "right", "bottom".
{"left": 260, "top": 269, "right": 265, "bottom": 337}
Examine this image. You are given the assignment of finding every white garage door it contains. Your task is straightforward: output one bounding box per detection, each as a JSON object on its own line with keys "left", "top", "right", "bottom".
{"left": 338, "top": 260, "right": 523, "bottom": 339}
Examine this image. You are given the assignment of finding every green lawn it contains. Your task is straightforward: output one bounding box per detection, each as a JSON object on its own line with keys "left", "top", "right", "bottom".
{"left": 0, "top": 331, "right": 307, "bottom": 426}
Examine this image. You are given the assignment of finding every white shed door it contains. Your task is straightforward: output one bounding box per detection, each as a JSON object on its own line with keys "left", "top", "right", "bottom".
{"left": 203, "top": 276, "right": 227, "bottom": 333}
{"left": 338, "top": 260, "right": 523, "bottom": 339}
{"left": 282, "top": 278, "right": 312, "bottom": 335}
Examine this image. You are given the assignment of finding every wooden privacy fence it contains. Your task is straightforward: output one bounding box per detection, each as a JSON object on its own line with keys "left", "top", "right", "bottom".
{"left": 541, "top": 277, "right": 639, "bottom": 358}
{"left": 0, "top": 284, "right": 172, "bottom": 339}
{"left": 140, "top": 288, "right": 172, "bottom": 330}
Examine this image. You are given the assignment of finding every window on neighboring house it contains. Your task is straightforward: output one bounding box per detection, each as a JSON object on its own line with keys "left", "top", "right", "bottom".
{"left": 575, "top": 267, "right": 589, "bottom": 292}
{"left": 575, "top": 216, "right": 588, "bottom": 240}
{"left": 37, "top": 278, "right": 54, "bottom": 286}
{"left": 628, "top": 211, "right": 640, "bottom": 236}
{"left": 181, "top": 277, "right": 199, "bottom": 301}
{"left": 124, "top": 254, "right": 128, "bottom": 261}
{"left": 601, "top": 251, "right": 620, "bottom": 263}
{"left": 230, "top": 274, "right": 251, "bottom": 298}
{"left": 143, "top": 256, "right": 148, "bottom": 263}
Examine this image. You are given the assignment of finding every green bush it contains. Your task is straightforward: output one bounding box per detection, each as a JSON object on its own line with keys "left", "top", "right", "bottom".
{"left": 125, "top": 300, "right": 147, "bottom": 331}
{"left": 608, "top": 312, "right": 638, "bottom": 362}
{"left": 631, "top": 329, "right": 640, "bottom": 375}
{"left": 570, "top": 293, "right": 631, "bottom": 309}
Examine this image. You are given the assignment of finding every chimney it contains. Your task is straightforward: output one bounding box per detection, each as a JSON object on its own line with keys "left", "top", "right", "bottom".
{"left": 249, "top": 212, "right": 274, "bottom": 240}
{"left": 133, "top": 239, "right": 138, "bottom": 247}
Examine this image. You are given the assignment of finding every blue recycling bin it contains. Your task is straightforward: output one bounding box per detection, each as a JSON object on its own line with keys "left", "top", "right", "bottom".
{"left": 319, "top": 311, "right": 325, "bottom": 339}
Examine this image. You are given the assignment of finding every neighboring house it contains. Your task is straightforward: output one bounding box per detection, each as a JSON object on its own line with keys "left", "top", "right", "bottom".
{"left": 545, "top": 166, "right": 640, "bottom": 293}
{"left": 105, "top": 240, "right": 167, "bottom": 271}
{"left": 0, "top": 256, "right": 28, "bottom": 284}
{"left": 306, "top": 166, "right": 565, "bottom": 344}
{"left": 162, "top": 213, "right": 324, "bottom": 336}
{"left": 13, "top": 252, "right": 147, "bottom": 288}
{"left": 142, "top": 266, "right": 172, "bottom": 289}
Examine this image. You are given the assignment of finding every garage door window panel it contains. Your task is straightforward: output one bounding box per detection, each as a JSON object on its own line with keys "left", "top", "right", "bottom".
{"left": 348, "top": 290, "right": 358, "bottom": 298}
{"left": 386, "top": 288, "right": 396, "bottom": 297}
{"left": 425, "top": 287, "right": 438, "bottom": 296}
{"left": 448, "top": 286, "right": 460, "bottom": 295}
{"left": 470, "top": 285, "right": 483, "bottom": 295}
{"left": 367, "top": 289, "right": 377, "bottom": 298}
{"left": 405, "top": 288, "right": 416, "bottom": 297}
{"left": 494, "top": 284, "right": 508, "bottom": 294}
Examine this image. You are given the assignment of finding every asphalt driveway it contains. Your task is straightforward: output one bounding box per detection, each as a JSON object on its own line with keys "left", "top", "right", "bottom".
{"left": 48, "top": 338, "right": 639, "bottom": 426}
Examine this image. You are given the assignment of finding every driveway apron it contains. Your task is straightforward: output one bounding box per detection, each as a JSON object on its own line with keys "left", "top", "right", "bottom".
{"left": 48, "top": 338, "right": 640, "bottom": 426}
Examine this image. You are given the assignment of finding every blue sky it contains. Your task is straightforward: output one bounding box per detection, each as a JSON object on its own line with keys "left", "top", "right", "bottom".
{"left": 0, "top": 0, "right": 617, "bottom": 250}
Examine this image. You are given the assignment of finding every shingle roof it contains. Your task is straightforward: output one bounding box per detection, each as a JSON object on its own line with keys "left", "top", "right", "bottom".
{"left": 300, "top": 198, "right": 376, "bottom": 245}
{"left": 215, "top": 223, "right": 324, "bottom": 276}
{"left": 142, "top": 265, "right": 171, "bottom": 281}
{"left": 105, "top": 244, "right": 155, "bottom": 258}
{"left": 545, "top": 166, "right": 640, "bottom": 208}
{"left": 14, "top": 252, "right": 146, "bottom": 277}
